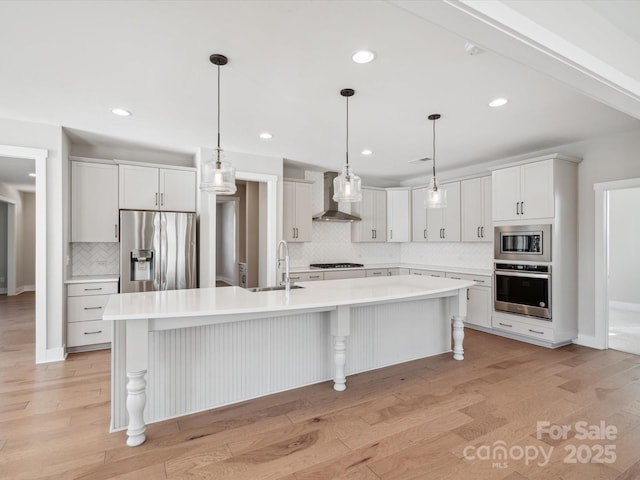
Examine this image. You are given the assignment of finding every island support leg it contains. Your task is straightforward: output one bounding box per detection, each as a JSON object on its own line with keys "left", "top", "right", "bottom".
{"left": 451, "top": 288, "right": 468, "bottom": 361}
{"left": 330, "top": 306, "right": 351, "bottom": 392}
{"left": 125, "top": 318, "right": 149, "bottom": 446}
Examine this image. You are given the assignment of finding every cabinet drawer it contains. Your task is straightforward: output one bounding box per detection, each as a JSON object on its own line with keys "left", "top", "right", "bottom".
{"left": 323, "top": 270, "right": 366, "bottom": 280}
{"left": 67, "top": 320, "right": 111, "bottom": 347}
{"left": 410, "top": 269, "right": 445, "bottom": 278}
{"left": 289, "top": 272, "right": 324, "bottom": 282}
{"left": 388, "top": 268, "right": 410, "bottom": 276}
{"left": 366, "top": 268, "right": 388, "bottom": 277}
{"left": 492, "top": 316, "right": 554, "bottom": 339}
{"left": 68, "top": 295, "right": 111, "bottom": 322}
{"left": 445, "top": 272, "right": 492, "bottom": 288}
{"left": 68, "top": 282, "right": 118, "bottom": 297}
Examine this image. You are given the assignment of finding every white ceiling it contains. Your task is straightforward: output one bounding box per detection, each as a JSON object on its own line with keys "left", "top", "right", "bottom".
{"left": 0, "top": 157, "right": 35, "bottom": 192}
{"left": 0, "top": 1, "right": 638, "bottom": 183}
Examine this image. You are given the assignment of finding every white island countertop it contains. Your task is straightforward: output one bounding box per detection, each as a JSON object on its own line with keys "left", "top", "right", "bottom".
{"left": 103, "top": 275, "right": 474, "bottom": 321}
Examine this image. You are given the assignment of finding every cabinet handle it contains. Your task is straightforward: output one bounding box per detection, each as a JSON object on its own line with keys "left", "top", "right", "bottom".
{"left": 520, "top": 202, "right": 524, "bottom": 216}
{"left": 423, "top": 229, "right": 427, "bottom": 239}
{"left": 390, "top": 229, "right": 393, "bottom": 240}
{"left": 477, "top": 226, "right": 480, "bottom": 238}
{"left": 467, "top": 289, "right": 470, "bottom": 300}
{"left": 114, "top": 224, "right": 118, "bottom": 238}
{"left": 84, "top": 330, "right": 103, "bottom": 335}
{"left": 499, "top": 322, "right": 513, "bottom": 328}
{"left": 516, "top": 202, "right": 519, "bottom": 215}
{"left": 529, "top": 329, "right": 544, "bottom": 335}
{"left": 161, "top": 193, "right": 164, "bottom": 206}
{"left": 481, "top": 226, "right": 484, "bottom": 238}
{"left": 83, "top": 306, "right": 103, "bottom": 310}
{"left": 450, "top": 276, "right": 461, "bottom": 280}
{"left": 155, "top": 192, "right": 158, "bottom": 206}
{"left": 475, "top": 279, "right": 485, "bottom": 284}
{"left": 83, "top": 287, "right": 103, "bottom": 291}
{"left": 309, "top": 275, "right": 321, "bottom": 279}
{"left": 372, "top": 229, "right": 376, "bottom": 239}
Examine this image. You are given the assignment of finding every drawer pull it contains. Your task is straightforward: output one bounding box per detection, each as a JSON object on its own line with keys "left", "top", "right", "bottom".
{"left": 499, "top": 322, "right": 513, "bottom": 328}
{"left": 529, "top": 329, "right": 545, "bottom": 335}
{"left": 372, "top": 272, "right": 382, "bottom": 275}
{"left": 83, "top": 287, "right": 103, "bottom": 291}
{"left": 83, "top": 306, "right": 103, "bottom": 310}
{"left": 309, "top": 275, "right": 321, "bottom": 279}
{"left": 84, "top": 330, "right": 103, "bottom": 335}
{"left": 475, "top": 279, "right": 485, "bottom": 284}
{"left": 449, "top": 276, "right": 461, "bottom": 280}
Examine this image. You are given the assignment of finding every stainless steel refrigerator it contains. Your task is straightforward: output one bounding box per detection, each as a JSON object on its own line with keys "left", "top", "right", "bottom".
{"left": 120, "top": 210, "right": 197, "bottom": 293}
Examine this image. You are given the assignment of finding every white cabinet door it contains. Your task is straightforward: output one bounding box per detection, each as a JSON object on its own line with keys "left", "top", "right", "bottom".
{"left": 386, "top": 188, "right": 410, "bottom": 242}
{"left": 492, "top": 165, "right": 521, "bottom": 221}
{"left": 461, "top": 176, "right": 492, "bottom": 242}
{"left": 492, "top": 160, "right": 554, "bottom": 221}
{"left": 466, "top": 286, "right": 492, "bottom": 328}
{"left": 283, "top": 181, "right": 313, "bottom": 242}
{"left": 159, "top": 169, "right": 196, "bottom": 212}
{"left": 71, "top": 162, "right": 119, "bottom": 242}
{"left": 119, "top": 164, "right": 159, "bottom": 210}
{"left": 411, "top": 187, "right": 428, "bottom": 242}
{"left": 352, "top": 188, "right": 385, "bottom": 242}
{"left": 427, "top": 182, "right": 460, "bottom": 242}
{"left": 521, "top": 160, "right": 554, "bottom": 220}
{"left": 366, "top": 268, "right": 388, "bottom": 277}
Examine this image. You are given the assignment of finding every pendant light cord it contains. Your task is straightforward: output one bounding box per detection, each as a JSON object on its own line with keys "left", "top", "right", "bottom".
{"left": 216, "top": 63, "right": 222, "bottom": 165}
{"left": 345, "top": 95, "right": 349, "bottom": 168}
{"left": 432, "top": 116, "right": 436, "bottom": 180}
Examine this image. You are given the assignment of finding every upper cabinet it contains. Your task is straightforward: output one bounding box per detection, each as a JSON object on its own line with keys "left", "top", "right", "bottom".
{"left": 411, "top": 187, "right": 428, "bottom": 242}
{"left": 119, "top": 164, "right": 196, "bottom": 212}
{"left": 426, "top": 181, "right": 461, "bottom": 242}
{"left": 72, "top": 161, "right": 119, "bottom": 243}
{"left": 352, "top": 187, "right": 386, "bottom": 242}
{"left": 386, "top": 188, "right": 410, "bottom": 242}
{"left": 492, "top": 160, "right": 553, "bottom": 222}
{"left": 283, "top": 179, "right": 313, "bottom": 242}
{"left": 461, "top": 176, "right": 493, "bottom": 242}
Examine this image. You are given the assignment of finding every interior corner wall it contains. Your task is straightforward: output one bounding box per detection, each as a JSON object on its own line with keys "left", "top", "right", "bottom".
{"left": 0, "top": 201, "right": 8, "bottom": 289}
{"left": 0, "top": 117, "right": 65, "bottom": 361}
{"left": 0, "top": 182, "right": 24, "bottom": 291}
{"left": 21, "top": 191, "right": 36, "bottom": 288}
{"left": 608, "top": 188, "right": 640, "bottom": 305}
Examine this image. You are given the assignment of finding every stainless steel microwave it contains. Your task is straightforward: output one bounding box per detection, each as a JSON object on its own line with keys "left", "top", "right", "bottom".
{"left": 494, "top": 224, "right": 551, "bottom": 263}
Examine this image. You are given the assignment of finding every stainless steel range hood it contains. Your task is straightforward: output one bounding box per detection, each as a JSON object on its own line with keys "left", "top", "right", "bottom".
{"left": 312, "top": 172, "right": 361, "bottom": 222}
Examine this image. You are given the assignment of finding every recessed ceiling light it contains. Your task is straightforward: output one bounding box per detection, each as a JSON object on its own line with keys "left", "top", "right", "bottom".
{"left": 111, "top": 108, "right": 132, "bottom": 116}
{"left": 28, "top": 172, "right": 36, "bottom": 177}
{"left": 259, "top": 132, "right": 273, "bottom": 139}
{"left": 489, "top": 98, "right": 508, "bottom": 108}
{"left": 352, "top": 50, "right": 376, "bottom": 64}
{"left": 361, "top": 149, "right": 373, "bottom": 156}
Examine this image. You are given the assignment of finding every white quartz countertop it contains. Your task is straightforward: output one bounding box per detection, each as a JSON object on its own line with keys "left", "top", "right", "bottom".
{"left": 290, "top": 263, "right": 492, "bottom": 276}
{"left": 65, "top": 275, "right": 120, "bottom": 284}
{"left": 103, "top": 275, "right": 474, "bottom": 321}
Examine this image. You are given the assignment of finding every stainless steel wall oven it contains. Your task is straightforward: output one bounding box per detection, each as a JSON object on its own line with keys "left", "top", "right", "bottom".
{"left": 494, "top": 263, "right": 551, "bottom": 320}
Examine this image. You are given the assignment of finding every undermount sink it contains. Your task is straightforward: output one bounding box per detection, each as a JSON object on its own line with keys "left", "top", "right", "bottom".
{"left": 246, "top": 285, "right": 304, "bottom": 292}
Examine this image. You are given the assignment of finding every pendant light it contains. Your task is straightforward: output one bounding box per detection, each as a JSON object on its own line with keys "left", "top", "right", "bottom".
{"left": 333, "top": 88, "right": 362, "bottom": 203}
{"left": 200, "top": 54, "right": 237, "bottom": 195}
{"left": 424, "top": 113, "right": 447, "bottom": 208}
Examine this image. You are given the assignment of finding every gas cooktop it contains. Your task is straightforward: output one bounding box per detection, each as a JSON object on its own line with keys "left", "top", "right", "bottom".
{"left": 309, "top": 263, "right": 364, "bottom": 269}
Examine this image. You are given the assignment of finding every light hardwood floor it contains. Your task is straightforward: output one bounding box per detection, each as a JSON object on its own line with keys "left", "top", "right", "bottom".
{"left": 2, "top": 292, "right": 640, "bottom": 479}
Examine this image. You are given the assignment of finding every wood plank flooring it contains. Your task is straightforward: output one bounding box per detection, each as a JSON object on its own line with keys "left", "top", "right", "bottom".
{"left": 2, "top": 292, "right": 640, "bottom": 479}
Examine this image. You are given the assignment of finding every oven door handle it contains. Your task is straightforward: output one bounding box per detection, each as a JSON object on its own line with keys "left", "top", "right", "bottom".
{"left": 495, "top": 271, "right": 550, "bottom": 279}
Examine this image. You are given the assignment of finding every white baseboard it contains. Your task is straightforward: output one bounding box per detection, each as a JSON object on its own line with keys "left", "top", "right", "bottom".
{"left": 609, "top": 301, "right": 640, "bottom": 312}
{"left": 36, "top": 346, "right": 67, "bottom": 364}
{"left": 23, "top": 284, "right": 35, "bottom": 292}
{"left": 573, "top": 334, "right": 605, "bottom": 350}
{"left": 216, "top": 276, "right": 235, "bottom": 286}
{"left": 15, "top": 286, "right": 25, "bottom": 295}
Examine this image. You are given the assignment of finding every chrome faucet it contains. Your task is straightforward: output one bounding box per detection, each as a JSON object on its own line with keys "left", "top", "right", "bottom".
{"left": 277, "top": 240, "right": 290, "bottom": 292}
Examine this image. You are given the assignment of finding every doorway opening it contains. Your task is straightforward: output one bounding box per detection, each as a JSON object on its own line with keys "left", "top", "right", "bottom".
{"left": 594, "top": 178, "right": 640, "bottom": 353}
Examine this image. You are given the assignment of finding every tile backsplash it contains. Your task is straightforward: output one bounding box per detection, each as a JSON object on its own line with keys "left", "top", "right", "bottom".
{"left": 71, "top": 242, "right": 119, "bottom": 276}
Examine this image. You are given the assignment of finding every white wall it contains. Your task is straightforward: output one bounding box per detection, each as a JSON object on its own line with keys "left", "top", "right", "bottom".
{"left": 21, "top": 191, "right": 36, "bottom": 288}
{"left": 0, "top": 202, "right": 7, "bottom": 289}
{"left": 608, "top": 188, "right": 640, "bottom": 305}
{"left": 0, "top": 117, "right": 66, "bottom": 362}
{"left": 0, "top": 182, "right": 26, "bottom": 291}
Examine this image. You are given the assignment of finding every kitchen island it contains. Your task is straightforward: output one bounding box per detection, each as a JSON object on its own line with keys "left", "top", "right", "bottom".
{"left": 104, "top": 275, "right": 473, "bottom": 446}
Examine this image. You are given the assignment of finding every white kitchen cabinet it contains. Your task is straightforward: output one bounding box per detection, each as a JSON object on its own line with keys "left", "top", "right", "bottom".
{"left": 283, "top": 180, "right": 313, "bottom": 242}
{"left": 386, "top": 188, "right": 410, "bottom": 242}
{"left": 411, "top": 187, "right": 428, "bottom": 242}
{"left": 426, "top": 181, "right": 461, "bottom": 242}
{"left": 492, "top": 160, "right": 553, "bottom": 221}
{"left": 387, "top": 267, "right": 409, "bottom": 276}
{"left": 323, "top": 269, "right": 366, "bottom": 280}
{"left": 71, "top": 161, "right": 119, "bottom": 242}
{"left": 446, "top": 272, "right": 492, "bottom": 328}
{"left": 461, "top": 176, "right": 492, "bottom": 242}
{"left": 351, "top": 187, "right": 386, "bottom": 242}
{"left": 366, "top": 268, "right": 388, "bottom": 277}
{"left": 119, "top": 164, "right": 196, "bottom": 212}
{"left": 409, "top": 268, "right": 445, "bottom": 278}
{"left": 286, "top": 271, "right": 324, "bottom": 283}
{"left": 67, "top": 281, "right": 118, "bottom": 351}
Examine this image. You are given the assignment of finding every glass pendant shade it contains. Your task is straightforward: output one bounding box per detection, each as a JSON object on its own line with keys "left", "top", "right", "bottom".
{"left": 425, "top": 176, "right": 447, "bottom": 208}
{"left": 200, "top": 147, "right": 237, "bottom": 195}
{"left": 333, "top": 164, "right": 362, "bottom": 202}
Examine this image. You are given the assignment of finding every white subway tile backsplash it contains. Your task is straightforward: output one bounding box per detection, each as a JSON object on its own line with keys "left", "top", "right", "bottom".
{"left": 71, "top": 242, "right": 119, "bottom": 276}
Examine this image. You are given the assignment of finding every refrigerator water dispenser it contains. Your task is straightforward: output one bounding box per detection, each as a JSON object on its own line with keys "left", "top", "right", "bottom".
{"left": 130, "top": 250, "right": 154, "bottom": 281}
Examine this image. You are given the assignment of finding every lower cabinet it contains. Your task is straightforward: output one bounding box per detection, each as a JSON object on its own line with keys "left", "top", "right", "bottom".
{"left": 366, "top": 268, "right": 388, "bottom": 277}
{"left": 67, "top": 281, "right": 117, "bottom": 351}
{"left": 492, "top": 314, "right": 555, "bottom": 342}
{"left": 446, "top": 272, "right": 492, "bottom": 329}
{"left": 409, "top": 268, "right": 445, "bottom": 278}
{"left": 387, "top": 267, "right": 410, "bottom": 276}
{"left": 323, "top": 270, "right": 366, "bottom": 280}
{"left": 289, "top": 272, "right": 324, "bottom": 282}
